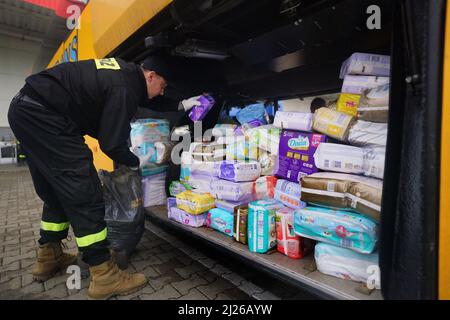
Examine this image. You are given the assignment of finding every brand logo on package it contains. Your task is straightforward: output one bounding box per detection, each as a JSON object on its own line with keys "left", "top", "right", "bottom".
{"left": 287, "top": 137, "right": 309, "bottom": 150}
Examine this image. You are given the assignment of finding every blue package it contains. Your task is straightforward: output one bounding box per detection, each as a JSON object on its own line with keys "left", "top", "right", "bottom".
{"left": 294, "top": 206, "right": 378, "bottom": 254}
{"left": 206, "top": 208, "right": 234, "bottom": 237}
{"left": 236, "top": 104, "right": 268, "bottom": 125}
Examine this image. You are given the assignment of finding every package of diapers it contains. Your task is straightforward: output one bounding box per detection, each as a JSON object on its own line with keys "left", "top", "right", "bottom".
{"left": 248, "top": 125, "right": 280, "bottom": 156}
{"left": 340, "top": 53, "right": 391, "bottom": 79}
{"left": 210, "top": 179, "right": 254, "bottom": 202}
{"left": 188, "top": 175, "right": 217, "bottom": 194}
{"left": 225, "top": 140, "right": 249, "bottom": 160}
{"left": 234, "top": 206, "right": 249, "bottom": 244}
{"left": 301, "top": 172, "right": 383, "bottom": 221}
{"left": 188, "top": 94, "right": 215, "bottom": 122}
{"left": 276, "top": 130, "right": 327, "bottom": 182}
{"left": 274, "top": 179, "right": 305, "bottom": 210}
{"left": 362, "top": 147, "right": 385, "bottom": 180}
{"left": 167, "top": 198, "right": 207, "bottom": 228}
{"left": 169, "top": 181, "right": 193, "bottom": 197}
{"left": 258, "top": 151, "right": 278, "bottom": 176}
{"left": 176, "top": 190, "right": 215, "bottom": 215}
{"left": 273, "top": 111, "right": 313, "bottom": 132}
{"left": 130, "top": 118, "right": 170, "bottom": 147}
{"left": 294, "top": 206, "right": 378, "bottom": 254}
{"left": 314, "top": 143, "right": 365, "bottom": 175}
{"left": 142, "top": 172, "right": 167, "bottom": 207}
{"left": 212, "top": 124, "right": 238, "bottom": 137}
{"left": 215, "top": 199, "right": 252, "bottom": 213}
{"left": 236, "top": 103, "right": 268, "bottom": 125}
{"left": 206, "top": 208, "right": 234, "bottom": 237}
{"left": 357, "top": 106, "right": 389, "bottom": 123}
{"left": 360, "top": 83, "right": 390, "bottom": 107}
{"left": 315, "top": 242, "right": 381, "bottom": 289}
{"left": 254, "top": 176, "right": 278, "bottom": 200}
{"left": 313, "top": 108, "right": 355, "bottom": 141}
{"left": 214, "top": 160, "right": 261, "bottom": 182}
{"left": 341, "top": 75, "right": 390, "bottom": 95}
{"left": 248, "top": 200, "right": 284, "bottom": 253}
{"left": 276, "top": 207, "right": 313, "bottom": 259}
{"left": 348, "top": 120, "right": 387, "bottom": 147}
{"left": 336, "top": 94, "right": 361, "bottom": 116}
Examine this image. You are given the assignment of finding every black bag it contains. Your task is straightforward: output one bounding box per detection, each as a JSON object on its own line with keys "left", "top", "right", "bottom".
{"left": 99, "top": 166, "right": 145, "bottom": 256}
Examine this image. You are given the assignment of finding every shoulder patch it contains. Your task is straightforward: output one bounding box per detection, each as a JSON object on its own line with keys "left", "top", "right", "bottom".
{"left": 95, "top": 58, "right": 121, "bottom": 70}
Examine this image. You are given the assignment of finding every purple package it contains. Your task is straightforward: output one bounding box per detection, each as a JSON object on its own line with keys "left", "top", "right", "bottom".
{"left": 188, "top": 95, "right": 216, "bottom": 122}
{"left": 275, "top": 130, "right": 327, "bottom": 182}
{"left": 167, "top": 197, "right": 207, "bottom": 227}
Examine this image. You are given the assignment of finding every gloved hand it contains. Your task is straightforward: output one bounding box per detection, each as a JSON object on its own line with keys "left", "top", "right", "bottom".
{"left": 180, "top": 95, "right": 202, "bottom": 112}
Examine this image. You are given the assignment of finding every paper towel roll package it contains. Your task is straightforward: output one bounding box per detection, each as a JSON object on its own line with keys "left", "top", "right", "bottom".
{"left": 274, "top": 179, "right": 305, "bottom": 210}
{"left": 314, "top": 242, "right": 381, "bottom": 288}
{"left": 248, "top": 200, "right": 284, "bottom": 253}
{"left": 214, "top": 160, "right": 261, "bottom": 182}
{"left": 312, "top": 108, "right": 355, "bottom": 141}
{"left": 339, "top": 53, "right": 391, "bottom": 79}
{"left": 294, "top": 206, "right": 378, "bottom": 254}
{"left": 348, "top": 120, "right": 387, "bottom": 147}
{"left": 276, "top": 130, "right": 327, "bottom": 182}
{"left": 210, "top": 179, "right": 254, "bottom": 202}
{"left": 167, "top": 198, "right": 207, "bottom": 228}
{"left": 273, "top": 111, "right": 313, "bottom": 132}
{"left": 206, "top": 208, "right": 234, "bottom": 237}
{"left": 176, "top": 190, "right": 215, "bottom": 215}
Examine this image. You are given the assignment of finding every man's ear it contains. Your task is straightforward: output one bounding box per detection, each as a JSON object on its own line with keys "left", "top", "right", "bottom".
{"left": 143, "top": 70, "right": 155, "bottom": 81}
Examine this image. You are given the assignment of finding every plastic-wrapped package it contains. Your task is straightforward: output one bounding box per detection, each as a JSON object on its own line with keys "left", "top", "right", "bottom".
{"left": 142, "top": 172, "right": 167, "bottom": 207}
{"left": 357, "top": 106, "right": 389, "bottom": 123}
{"left": 248, "top": 200, "right": 284, "bottom": 253}
{"left": 259, "top": 151, "right": 278, "bottom": 176}
{"left": 313, "top": 108, "right": 355, "bottom": 141}
{"left": 210, "top": 179, "right": 254, "bottom": 202}
{"left": 215, "top": 199, "right": 252, "bottom": 213}
{"left": 141, "top": 163, "right": 168, "bottom": 177}
{"left": 190, "top": 162, "right": 216, "bottom": 177}
{"left": 225, "top": 140, "right": 249, "bottom": 160}
{"left": 341, "top": 75, "right": 390, "bottom": 95}
{"left": 276, "top": 207, "right": 313, "bottom": 259}
{"left": 214, "top": 160, "right": 261, "bottom": 182}
{"left": 340, "top": 53, "right": 390, "bottom": 79}
{"left": 241, "top": 119, "right": 265, "bottom": 135}
{"left": 276, "top": 130, "right": 327, "bottom": 182}
{"left": 188, "top": 94, "right": 215, "bottom": 122}
{"left": 180, "top": 151, "right": 191, "bottom": 181}
{"left": 248, "top": 125, "right": 280, "bottom": 156}
{"left": 236, "top": 103, "right": 268, "bottom": 125}
{"left": 254, "top": 176, "right": 278, "bottom": 200}
{"left": 234, "top": 206, "right": 248, "bottom": 244}
{"left": 130, "top": 119, "right": 170, "bottom": 147}
{"left": 301, "top": 172, "right": 383, "bottom": 221}
{"left": 359, "top": 83, "right": 389, "bottom": 107}
{"left": 187, "top": 175, "right": 217, "bottom": 194}
{"left": 336, "top": 94, "right": 361, "bottom": 116}
{"left": 167, "top": 198, "right": 207, "bottom": 228}
{"left": 314, "top": 143, "right": 365, "bottom": 175}
{"left": 273, "top": 111, "right": 313, "bottom": 132}
{"left": 169, "top": 181, "right": 193, "bottom": 197}
{"left": 274, "top": 179, "right": 305, "bottom": 210}
{"left": 176, "top": 190, "right": 215, "bottom": 215}
{"left": 294, "top": 206, "right": 378, "bottom": 254}
{"left": 206, "top": 208, "right": 234, "bottom": 237}
{"left": 212, "top": 124, "right": 238, "bottom": 137}
{"left": 315, "top": 242, "right": 381, "bottom": 288}
{"left": 348, "top": 120, "right": 387, "bottom": 147}
{"left": 190, "top": 142, "right": 225, "bottom": 162}
{"left": 363, "top": 147, "right": 385, "bottom": 180}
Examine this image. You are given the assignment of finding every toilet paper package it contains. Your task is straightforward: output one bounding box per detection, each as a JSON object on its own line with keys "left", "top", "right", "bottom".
{"left": 214, "top": 160, "right": 261, "bottom": 182}
{"left": 274, "top": 179, "right": 305, "bottom": 210}
{"left": 210, "top": 179, "right": 255, "bottom": 202}
{"left": 234, "top": 206, "right": 249, "bottom": 244}
{"left": 169, "top": 181, "right": 193, "bottom": 197}
{"left": 294, "top": 206, "right": 378, "bottom": 254}
{"left": 341, "top": 75, "right": 390, "bottom": 95}
{"left": 176, "top": 190, "right": 215, "bottom": 215}
{"left": 167, "top": 198, "right": 207, "bottom": 228}
{"left": 315, "top": 242, "right": 381, "bottom": 288}
{"left": 142, "top": 172, "right": 167, "bottom": 207}
{"left": 313, "top": 108, "right": 355, "bottom": 141}
{"left": 276, "top": 130, "right": 327, "bottom": 182}
{"left": 348, "top": 120, "right": 387, "bottom": 147}
{"left": 301, "top": 172, "right": 383, "bottom": 221}
{"left": 273, "top": 111, "right": 313, "bottom": 132}
{"left": 276, "top": 207, "right": 313, "bottom": 259}
{"left": 340, "top": 53, "right": 391, "bottom": 79}
{"left": 254, "top": 176, "right": 278, "bottom": 200}
{"left": 206, "top": 208, "right": 234, "bottom": 237}
{"left": 248, "top": 200, "right": 284, "bottom": 253}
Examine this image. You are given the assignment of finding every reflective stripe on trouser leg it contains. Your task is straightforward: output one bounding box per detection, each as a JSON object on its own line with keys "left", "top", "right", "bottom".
{"left": 41, "top": 221, "right": 70, "bottom": 232}
{"left": 75, "top": 227, "right": 107, "bottom": 247}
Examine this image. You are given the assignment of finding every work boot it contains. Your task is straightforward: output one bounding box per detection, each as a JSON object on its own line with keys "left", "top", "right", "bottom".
{"left": 87, "top": 259, "right": 147, "bottom": 300}
{"left": 32, "top": 242, "right": 78, "bottom": 282}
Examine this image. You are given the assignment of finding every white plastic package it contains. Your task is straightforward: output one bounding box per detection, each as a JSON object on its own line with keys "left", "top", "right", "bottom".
{"left": 188, "top": 175, "right": 217, "bottom": 194}
{"left": 214, "top": 160, "right": 261, "bottom": 182}
{"left": 363, "top": 147, "right": 385, "bottom": 180}
{"left": 348, "top": 120, "right": 387, "bottom": 147}
{"left": 273, "top": 111, "right": 313, "bottom": 132}
{"left": 360, "top": 83, "right": 390, "bottom": 107}
{"left": 339, "top": 53, "right": 390, "bottom": 79}
{"left": 341, "top": 75, "right": 390, "bottom": 95}
{"left": 314, "top": 143, "right": 365, "bottom": 175}
{"left": 142, "top": 172, "right": 167, "bottom": 207}
{"left": 210, "top": 179, "right": 254, "bottom": 202}
{"left": 274, "top": 179, "right": 304, "bottom": 210}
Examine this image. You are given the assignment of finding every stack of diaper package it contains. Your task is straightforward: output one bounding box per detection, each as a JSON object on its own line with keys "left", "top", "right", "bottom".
{"left": 130, "top": 118, "right": 172, "bottom": 207}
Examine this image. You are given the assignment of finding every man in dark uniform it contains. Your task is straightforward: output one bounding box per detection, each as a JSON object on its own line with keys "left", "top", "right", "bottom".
{"left": 8, "top": 56, "right": 201, "bottom": 300}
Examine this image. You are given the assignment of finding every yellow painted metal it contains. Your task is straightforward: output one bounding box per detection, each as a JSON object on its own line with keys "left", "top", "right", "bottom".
{"left": 440, "top": 1, "right": 450, "bottom": 301}
{"left": 91, "top": 0, "right": 173, "bottom": 58}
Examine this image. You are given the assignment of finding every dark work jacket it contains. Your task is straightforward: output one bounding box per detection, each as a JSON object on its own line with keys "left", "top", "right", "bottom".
{"left": 20, "top": 58, "right": 151, "bottom": 167}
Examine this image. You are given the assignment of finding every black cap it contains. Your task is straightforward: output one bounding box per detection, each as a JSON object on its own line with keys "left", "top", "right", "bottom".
{"left": 141, "top": 55, "right": 179, "bottom": 85}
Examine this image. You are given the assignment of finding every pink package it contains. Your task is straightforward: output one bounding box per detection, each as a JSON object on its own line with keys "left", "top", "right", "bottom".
{"left": 167, "top": 198, "right": 207, "bottom": 228}
{"left": 276, "top": 130, "right": 327, "bottom": 182}
{"left": 254, "top": 176, "right": 278, "bottom": 200}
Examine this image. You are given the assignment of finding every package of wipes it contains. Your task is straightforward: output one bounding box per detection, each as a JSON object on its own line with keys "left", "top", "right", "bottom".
{"left": 248, "top": 200, "right": 284, "bottom": 253}
{"left": 276, "top": 130, "right": 327, "bottom": 182}
{"left": 214, "top": 160, "right": 261, "bottom": 182}
{"left": 273, "top": 111, "right": 313, "bottom": 132}
{"left": 313, "top": 108, "right": 355, "bottom": 141}
{"left": 348, "top": 120, "right": 387, "bottom": 147}
{"left": 176, "top": 190, "right": 215, "bottom": 215}
{"left": 294, "top": 206, "right": 378, "bottom": 254}
{"left": 206, "top": 208, "right": 234, "bottom": 237}
{"left": 167, "top": 198, "right": 207, "bottom": 228}
{"left": 274, "top": 179, "right": 305, "bottom": 210}
{"left": 336, "top": 93, "right": 361, "bottom": 116}
{"left": 315, "top": 242, "right": 381, "bottom": 289}
{"left": 340, "top": 53, "right": 390, "bottom": 79}
{"left": 254, "top": 176, "right": 278, "bottom": 200}
{"left": 341, "top": 75, "right": 390, "bottom": 95}
{"left": 210, "top": 179, "right": 254, "bottom": 202}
